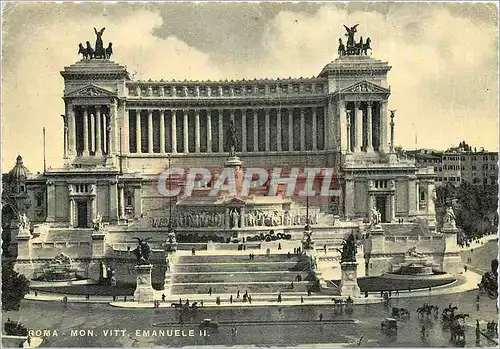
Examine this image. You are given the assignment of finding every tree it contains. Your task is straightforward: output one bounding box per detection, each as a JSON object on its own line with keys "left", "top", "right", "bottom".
{"left": 2, "top": 260, "right": 30, "bottom": 311}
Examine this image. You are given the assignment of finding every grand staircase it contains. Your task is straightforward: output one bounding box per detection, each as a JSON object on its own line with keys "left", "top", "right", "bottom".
{"left": 168, "top": 251, "right": 312, "bottom": 296}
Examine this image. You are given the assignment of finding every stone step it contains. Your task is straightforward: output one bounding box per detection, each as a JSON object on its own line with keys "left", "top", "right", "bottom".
{"left": 174, "top": 261, "right": 297, "bottom": 273}
{"left": 172, "top": 271, "right": 308, "bottom": 283}
{"left": 170, "top": 281, "right": 311, "bottom": 295}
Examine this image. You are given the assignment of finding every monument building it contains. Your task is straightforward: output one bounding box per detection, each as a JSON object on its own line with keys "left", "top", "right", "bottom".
{"left": 3, "top": 26, "right": 453, "bottom": 284}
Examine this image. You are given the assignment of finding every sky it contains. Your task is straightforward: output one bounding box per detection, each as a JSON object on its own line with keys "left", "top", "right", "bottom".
{"left": 2, "top": 2, "right": 499, "bottom": 172}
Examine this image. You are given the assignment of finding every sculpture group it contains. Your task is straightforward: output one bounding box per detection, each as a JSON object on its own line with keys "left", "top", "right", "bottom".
{"left": 338, "top": 24, "right": 372, "bottom": 56}
{"left": 338, "top": 233, "right": 357, "bottom": 263}
{"left": 133, "top": 237, "right": 152, "bottom": 265}
{"left": 78, "top": 27, "right": 113, "bottom": 60}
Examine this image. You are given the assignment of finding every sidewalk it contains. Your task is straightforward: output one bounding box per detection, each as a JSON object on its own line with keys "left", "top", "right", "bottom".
{"left": 24, "top": 271, "right": 482, "bottom": 308}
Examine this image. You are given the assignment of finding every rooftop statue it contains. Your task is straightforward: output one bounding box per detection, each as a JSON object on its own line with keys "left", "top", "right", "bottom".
{"left": 77, "top": 27, "right": 112, "bottom": 60}
{"left": 339, "top": 24, "right": 372, "bottom": 56}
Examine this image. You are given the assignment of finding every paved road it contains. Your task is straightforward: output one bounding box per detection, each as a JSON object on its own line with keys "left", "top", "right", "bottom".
{"left": 3, "top": 290, "right": 498, "bottom": 347}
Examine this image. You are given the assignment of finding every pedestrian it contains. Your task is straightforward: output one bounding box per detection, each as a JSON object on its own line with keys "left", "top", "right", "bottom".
{"left": 464, "top": 265, "right": 468, "bottom": 273}
{"left": 287, "top": 252, "right": 291, "bottom": 258}
{"left": 27, "top": 335, "right": 31, "bottom": 346}
{"left": 319, "top": 313, "right": 323, "bottom": 321}
{"left": 307, "top": 289, "right": 311, "bottom": 296}
{"left": 324, "top": 244, "right": 327, "bottom": 252}
{"left": 192, "top": 248, "right": 196, "bottom": 256}
{"left": 278, "top": 243, "right": 282, "bottom": 250}
{"left": 162, "top": 293, "right": 166, "bottom": 302}
{"left": 243, "top": 245, "right": 246, "bottom": 251}
{"left": 124, "top": 296, "right": 127, "bottom": 302}
{"left": 216, "top": 296, "right": 220, "bottom": 305}
{"left": 248, "top": 295, "right": 252, "bottom": 304}
{"left": 113, "top": 295, "right": 116, "bottom": 301}
{"left": 200, "top": 299, "right": 204, "bottom": 307}
{"left": 291, "top": 281, "right": 294, "bottom": 289}
{"left": 277, "top": 292, "right": 282, "bottom": 303}
{"left": 365, "top": 291, "right": 368, "bottom": 298}
{"left": 209, "top": 287, "right": 212, "bottom": 295}
{"left": 237, "top": 290, "right": 240, "bottom": 298}
{"left": 86, "top": 293, "right": 90, "bottom": 300}
{"left": 301, "top": 296, "right": 304, "bottom": 303}
{"left": 34, "top": 291, "right": 38, "bottom": 297}
{"left": 230, "top": 295, "right": 233, "bottom": 304}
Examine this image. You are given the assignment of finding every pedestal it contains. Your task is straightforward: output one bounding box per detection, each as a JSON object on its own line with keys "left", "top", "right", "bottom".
{"left": 339, "top": 262, "right": 361, "bottom": 297}
{"left": 225, "top": 155, "right": 242, "bottom": 167}
{"left": 134, "top": 264, "right": 155, "bottom": 302}
{"left": 441, "top": 224, "right": 463, "bottom": 274}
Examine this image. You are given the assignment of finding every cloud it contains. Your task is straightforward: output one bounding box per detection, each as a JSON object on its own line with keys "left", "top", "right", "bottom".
{"left": 2, "top": 3, "right": 498, "bottom": 172}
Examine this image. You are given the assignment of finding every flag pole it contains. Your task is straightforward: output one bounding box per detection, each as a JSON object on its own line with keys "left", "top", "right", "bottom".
{"left": 43, "top": 127, "right": 47, "bottom": 173}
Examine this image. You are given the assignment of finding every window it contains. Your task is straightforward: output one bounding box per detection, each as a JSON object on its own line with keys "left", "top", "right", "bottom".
{"left": 420, "top": 191, "right": 425, "bottom": 201}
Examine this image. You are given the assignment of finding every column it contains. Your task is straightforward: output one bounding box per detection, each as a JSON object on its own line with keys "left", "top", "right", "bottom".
{"left": 171, "top": 110, "right": 177, "bottom": 153}
{"left": 311, "top": 107, "right": 317, "bottom": 151}
{"left": 366, "top": 102, "right": 374, "bottom": 152}
{"left": 109, "top": 181, "right": 119, "bottom": 223}
{"left": 253, "top": 109, "right": 258, "bottom": 152}
{"left": 416, "top": 181, "right": 420, "bottom": 212}
{"left": 136, "top": 109, "right": 142, "bottom": 153}
{"left": 288, "top": 108, "right": 293, "bottom": 151}
{"left": 62, "top": 115, "right": 67, "bottom": 158}
{"left": 380, "top": 100, "right": 389, "bottom": 152}
{"left": 102, "top": 114, "right": 108, "bottom": 154}
{"left": 346, "top": 110, "right": 351, "bottom": 153}
{"left": 207, "top": 110, "right": 212, "bottom": 153}
{"left": 119, "top": 186, "right": 125, "bottom": 218}
{"left": 110, "top": 100, "right": 118, "bottom": 154}
{"left": 183, "top": 109, "right": 189, "bottom": 153}
{"left": 69, "top": 198, "right": 75, "bottom": 227}
{"left": 68, "top": 103, "right": 75, "bottom": 154}
{"left": 122, "top": 102, "right": 129, "bottom": 155}
{"left": 277, "top": 109, "right": 282, "bottom": 152}
{"left": 95, "top": 107, "right": 102, "bottom": 156}
{"left": 148, "top": 109, "right": 153, "bottom": 153}
{"left": 338, "top": 100, "right": 347, "bottom": 153}
{"left": 159, "top": 110, "right": 165, "bottom": 153}
{"left": 390, "top": 194, "right": 396, "bottom": 222}
{"left": 218, "top": 109, "right": 224, "bottom": 152}
{"left": 195, "top": 109, "right": 200, "bottom": 153}
{"left": 265, "top": 108, "right": 270, "bottom": 151}
{"left": 241, "top": 109, "right": 247, "bottom": 152}
{"left": 300, "top": 108, "right": 305, "bottom": 150}
{"left": 89, "top": 112, "right": 95, "bottom": 154}
{"left": 83, "top": 107, "right": 89, "bottom": 156}
{"left": 354, "top": 101, "right": 362, "bottom": 152}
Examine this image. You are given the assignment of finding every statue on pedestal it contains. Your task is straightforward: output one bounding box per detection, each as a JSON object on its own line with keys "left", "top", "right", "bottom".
{"left": 133, "top": 237, "right": 152, "bottom": 265}
{"left": 337, "top": 233, "right": 357, "bottom": 263}
{"left": 370, "top": 207, "right": 382, "bottom": 226}
{"left": 92, "top": 212, "right": 103, "bottom": 232}
{"left": 443, "top": 206, "right": 456, "bottom": 229}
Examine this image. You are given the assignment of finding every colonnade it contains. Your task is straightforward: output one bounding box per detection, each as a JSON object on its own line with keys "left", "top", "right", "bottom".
{"left": 342, "top": 100, "right": 388, "bottom": 153}
{"left": 65, "top": 104, "right": 116, "bottom": 157}
{"left": 124, "top": 107, "right": 326, "bottom": 154}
